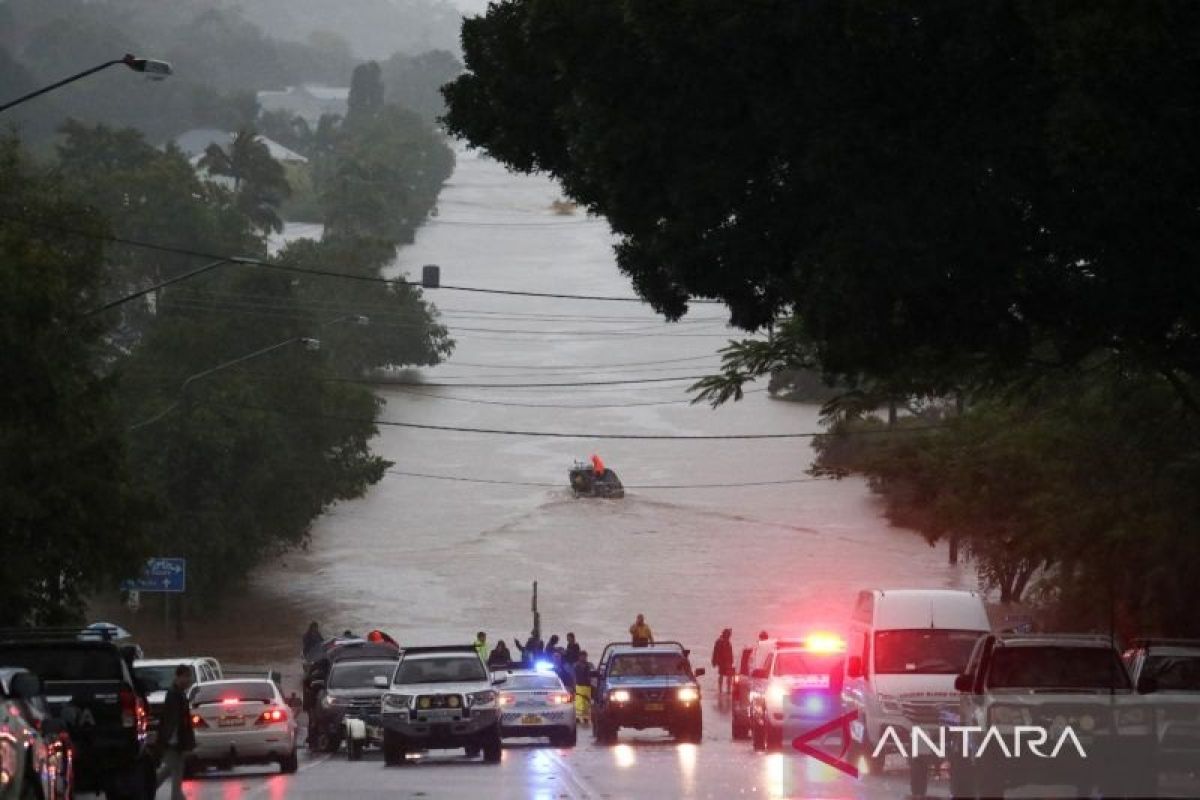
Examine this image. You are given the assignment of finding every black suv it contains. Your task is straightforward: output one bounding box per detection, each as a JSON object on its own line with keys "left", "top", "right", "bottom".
{"left": 0, "top": 629, "right": 155, "bottom": 799}
{"left": 1122, "top": 637, "right": 1200, "bottom": 774}
{"left": 591, "top": 642, "right": 705, "bottom": 744}
{"left": 947, "top": 633, "right": 1156, "bottom": 799}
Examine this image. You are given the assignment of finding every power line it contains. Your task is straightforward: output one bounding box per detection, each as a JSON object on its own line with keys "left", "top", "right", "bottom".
{"left": 329, "top": 375, "right": 714, "bottom": 388}
{"left": 384, "top": 469, "right": 837, "bottom": 489}
{"left": 389, "top": 386, "right": 768, "bottom": 408}
{"left": 234, "top": 404, "right": 944, "bottom": 440}
{"left": 0, "top": 213, "right": 725, "bottom": 305}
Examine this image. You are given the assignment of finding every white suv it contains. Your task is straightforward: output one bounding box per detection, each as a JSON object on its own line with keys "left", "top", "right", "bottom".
{"left": 378, "top": 645, "right": 504, "bottom": 764}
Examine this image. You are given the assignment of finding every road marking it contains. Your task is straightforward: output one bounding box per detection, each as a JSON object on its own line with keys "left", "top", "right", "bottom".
{"left": 545, "top": 748, "right": 598, "bottom": 799}
{"left": 242, "top": 753, "right": 333, "bottom": 799}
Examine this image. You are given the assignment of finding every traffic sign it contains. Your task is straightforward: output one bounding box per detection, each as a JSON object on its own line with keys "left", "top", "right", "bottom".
{"left": 122, "top": 557, "right": 186, "bottom": 593}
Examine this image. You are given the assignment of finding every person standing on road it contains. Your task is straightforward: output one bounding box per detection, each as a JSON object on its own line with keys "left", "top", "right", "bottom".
{"left": 552, "top": 651, "right": 576, "bottom": 697}
{"left": 712, "top": 628, "right": 735, "bottom": 694}
{"left": 155, "top": 664, "right": 195, "bottom": 800}
{"left": 573, "top": 650, "right": 594, "bottom": 724}
{"left": 474, "top": 631, "right": 488, "bottom": 662}
{"left": 564, "top": 632, "right": 581, "bottom": 665}
{"left": 302, "top": 621, "right": 323, "bottom": 657}
{"left": 546, "top": 634, "right": 561, "bottom": 658}
{"left": 488, "top": 640, "right": 512, "bottom": 669}
{"left": 630, "top": 614, "right": 653, "bottom": 647}
{"left": 514, "top": 633, "right": 543, "bottom": 666}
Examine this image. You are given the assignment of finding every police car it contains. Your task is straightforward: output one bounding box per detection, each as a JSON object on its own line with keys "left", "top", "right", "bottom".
{"left": 498, "top": 665, "right": 577, "bottom": 746}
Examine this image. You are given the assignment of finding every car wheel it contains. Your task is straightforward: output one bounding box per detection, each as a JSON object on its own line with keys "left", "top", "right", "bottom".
{"left": 752, "top": 719, "right": 766, "bottom": 752}
{"left": 465, "top": 745, "right": 481, "bottom": 758}
{"left": 731, "top": 712, "right": 750, "bottom": 741}
{"left": 482, "top": 729, "right": 503, "bottom": 764}
{"left": 347, "top": 739, "right": 363, "bottom": 762}
{"left": 908, "top": 755, "right": 932, "bottom": 799}
{"left": 383, "top": 730, "right": 406, "bottom": 767}
{"left": 280, "top": 749, "right": 299, "bottom": 774}
{"left": 948, "top": 757, "right": 976, "bottom": 800}
{"left": 853, "top": 738, "right": 886, "bottom": 775}
{"left": 766, "top": 723, "right": 783, "bottom": 752}
{"left": 553, "top": 727, "right": 578, "bottom": 748}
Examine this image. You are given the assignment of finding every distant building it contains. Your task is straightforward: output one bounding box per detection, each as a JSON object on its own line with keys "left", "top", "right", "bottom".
{"left": 169, "top": 129, "right": 307, "bottom": 190}
{"left": 256, "top": 85, "right": 350, "bottom": 126}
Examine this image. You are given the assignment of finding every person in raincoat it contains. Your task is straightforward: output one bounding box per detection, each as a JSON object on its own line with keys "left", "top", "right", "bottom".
{"left": 488, "top": 640, "right": 512, "bottom": 669}
{"left": 474, "top": 631, "right": 488, "bottom": 662}
{"left": 574, "top": 650, "right": 594, "bottom": 724}
{"left": 629, "top": 614, "right": 653, "bottom": 647}
{"left": 712, "top": 628, "right": 735, "bottom": 694}
{"left": 302, "top": 622, "right": 323, "bottom": 658}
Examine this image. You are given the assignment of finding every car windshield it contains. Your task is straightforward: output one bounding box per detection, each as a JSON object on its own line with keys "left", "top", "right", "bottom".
{"left": 192, "top": 681, "right": 276, "bottom": 705}
{"left": 988, "top": 647, "right": 1131, "bottom": 690}
{"left": 135, "top": 665, "right": 192, "bottom": 691}
{"left": 506, "top": 675, "right": 564, "bottom": 691}
{"left": 1144, "top": 655, "right": 1200, "bottom": 691}
{"left": 0, "top": 645, "right": 123, "bottom": 681}
{"left": 874, "top": 630, "right": 982, "bottom": 675}
{"left": 609, "top": 654, "right": 690, "bottom": 677}
{"left": 395, "top": 656, "right": 486, "bottom": 684}
{"left": 328, "top": 660, "right": 398, "bottom": 689}
{"left": 774, "top": 652, "right": 843, "bottom": 678}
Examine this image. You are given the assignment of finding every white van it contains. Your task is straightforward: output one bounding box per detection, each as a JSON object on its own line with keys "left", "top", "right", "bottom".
{"left": 841, "top": 589, "right": 990, "bottom": 772}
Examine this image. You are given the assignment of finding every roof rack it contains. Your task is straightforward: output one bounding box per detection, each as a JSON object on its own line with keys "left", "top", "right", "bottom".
{"left": 1127, "top": 637, "right": 1200, "bottom": 649}
{"left": 997, "top": 633, "right": 1117, "bottom": 644}
{"left": 399, "top": 645, "right": 478, "bottom": 656}
{"left": 0, "top": 627, "right": 121, "bottom": 643}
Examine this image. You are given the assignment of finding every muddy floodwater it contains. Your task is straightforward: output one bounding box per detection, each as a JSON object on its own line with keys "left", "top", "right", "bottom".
{"left": 101, "top": 147, "right": 971, "bottom": 670}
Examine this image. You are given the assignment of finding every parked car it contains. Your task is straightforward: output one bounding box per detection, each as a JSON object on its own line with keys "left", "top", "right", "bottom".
{"left": 841, "top": 589, "right": 990, "bottom": 775}
{"left": 497, "top": 666, "right": 577, "bottom": 746}
{"left": 188, "top": 679, "right": 299, "bottom": 775}
{"left": 948, "top": 633, "right": 1156, "bottom": 799}
{"left": 307, "top": 644, "right": 400, "bottom": 754}
{"left": 1123, "top": 637, "right": 1200, "bottom": 774}
{"left": 748, "top": 637, "right": 846, "bottom": 752}
{"left": 379, "top": 644, "right": 504, "bottom": 765}
{"left": 0, "top": 628, "right": 154, "bottom": 799}
{"left": 0, "top": 668, "right": 73, "bottom": 800}
{"left": 591, "top": 642, "right": 705, "bottom": 744}
{"left": 132, "top": 657, "right": 222, "bottom": 743}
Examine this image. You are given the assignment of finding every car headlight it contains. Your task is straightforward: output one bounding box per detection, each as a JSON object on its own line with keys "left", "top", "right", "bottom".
{"left": 382, "top": 694, "right": 413, "bottom": 711}
{"left": 989, "top": 705, "right": 1031, "bottom": 726}
{"left": 879, "top": 694, "right": 903, "bottom": 715}
{"left": 765, "top": 683, "right": 787, "bottom": 707}
{"left": 610, "top": 689, "right": 631, "bottom": 703}
{"left": 467, "top": 691, "right": 497, "bottom": 707}
{"left": 677, "top": 686, "right": 700, "bottom": 703}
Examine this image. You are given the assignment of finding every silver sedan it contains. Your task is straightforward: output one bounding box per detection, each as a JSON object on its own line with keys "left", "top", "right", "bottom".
{"left": 497, "top": 669, "right": 577, "bottom": 747}
{"left": 187, "top": 678, "right": 299, "bottom": 775}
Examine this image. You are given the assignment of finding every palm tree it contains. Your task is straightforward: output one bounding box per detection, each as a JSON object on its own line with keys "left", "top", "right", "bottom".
{"left": 199, "top": 129, "right": 291, "bottom": 233}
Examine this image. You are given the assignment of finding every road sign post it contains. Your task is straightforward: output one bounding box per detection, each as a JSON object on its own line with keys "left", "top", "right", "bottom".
{"left": 122, "top": 557, "right": 186, "bottom": 593}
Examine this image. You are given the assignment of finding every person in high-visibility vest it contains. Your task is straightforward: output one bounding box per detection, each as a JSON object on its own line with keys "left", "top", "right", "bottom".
{"left": 574, "top": 651, "right": 594, "bottom": 724}
{"left": 474, "top": 631, "right": 488, "bottom": 662}
{"left": 629, "top": 614, "right": 653, "bottom": 647}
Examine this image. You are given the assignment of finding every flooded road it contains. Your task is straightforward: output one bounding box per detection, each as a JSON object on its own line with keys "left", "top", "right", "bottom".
{"left": 243, "top": 146, "right": 970, "bottom": 658}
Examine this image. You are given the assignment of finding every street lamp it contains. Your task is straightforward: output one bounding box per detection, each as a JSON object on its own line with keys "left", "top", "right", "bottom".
{"left": 0, "top": 53, "right": 174, "bottom": 114}
{"left": 129, "top": 336, "right": 320, "bottom": 430}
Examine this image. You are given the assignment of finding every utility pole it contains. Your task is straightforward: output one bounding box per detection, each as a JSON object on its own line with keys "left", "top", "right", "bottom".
{"left": 531, "top": 581, "right": 541, "bottom": 642}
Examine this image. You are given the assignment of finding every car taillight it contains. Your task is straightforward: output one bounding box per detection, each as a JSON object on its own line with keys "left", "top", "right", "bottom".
{"left": 256, "top": 707, "right": 288, "bottom": 725}
{"left": 191, "top": 714, "right": 208, "bottom": 729}
{"left": 549, "top": 693, "right": 572, "bottom": 705}
{"left": 119, "top": 687, "right": 138, "bottom": 728}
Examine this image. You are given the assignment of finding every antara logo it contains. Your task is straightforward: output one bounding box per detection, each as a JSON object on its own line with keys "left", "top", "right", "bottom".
{"left": 873, "top": 725, "right": 1088, "bottom": 760}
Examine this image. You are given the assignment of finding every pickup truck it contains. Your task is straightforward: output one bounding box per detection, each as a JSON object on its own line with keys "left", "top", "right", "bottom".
{"left": 0, "top": 630, "right": 155, "bottom": 799}
{"left": 591, "top": 641, "right": 705, "bottom": 744}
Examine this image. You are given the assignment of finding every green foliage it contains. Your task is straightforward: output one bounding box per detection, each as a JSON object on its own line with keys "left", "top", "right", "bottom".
{"left": 0, "top": 137, "right": 152, "bottom": 625}
{"left": 445, "top": 0, "right": 1200, "bottom": 398}
{"left": 318, "top": 92, "right": 455, "bottom": 243}
{"left": 199, "top": 130, "right": 292, "bottom": 234}
{"left": 812, "top": 368, "right": 1200, "bottom": 634}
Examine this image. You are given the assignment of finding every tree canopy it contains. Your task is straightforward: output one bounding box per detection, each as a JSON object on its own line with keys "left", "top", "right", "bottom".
{"left": 444, "top": 0, "right": 1200, "bottom": 400}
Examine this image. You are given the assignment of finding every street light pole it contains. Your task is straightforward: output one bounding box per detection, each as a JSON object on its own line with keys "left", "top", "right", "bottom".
{"left": 0, "top": 53, "right": 173, "bottom": 114}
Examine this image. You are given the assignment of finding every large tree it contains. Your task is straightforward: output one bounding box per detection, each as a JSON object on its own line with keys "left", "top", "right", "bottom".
{"left": 444, "top": 0, "right": 1200, "bottom": 402}
{"left": 0, "top": 137, "right": 151, "bottom": 625}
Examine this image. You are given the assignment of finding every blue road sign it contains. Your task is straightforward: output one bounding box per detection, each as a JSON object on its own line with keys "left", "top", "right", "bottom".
{"left": 122, "top": 557, "right": 186, "bottom": 593}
